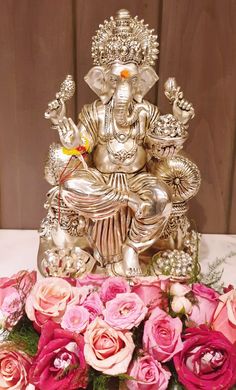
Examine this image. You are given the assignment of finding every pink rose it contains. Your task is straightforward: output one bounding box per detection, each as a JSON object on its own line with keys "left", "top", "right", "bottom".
{"left": 61, "top": 306, "right": 90, "bottom": 333}
{"left": 100, "top": 277, "right": 130, "bottom": 303}
{"left": 213, "top": 288, "right": 236, "bottom": 343}
{"left": 0, "top": 342, "right": 32, "bottom": 389}
{"left": 174, "top": 326, "right": 236, "bottom": 390}
{"left": 131, "top": 277, "right": 169, "bottom": 312}
{"left": 29, "top": 321, "right": 88, "bottom": 389}
{"left": 126, "top": 354, "right": 171, "bottom": 390}
{"left": 82, "top": 291, "right": 104, "bottom": 322}
{"left": 25, "top": 277, "right": 81, "bottom": 328}
{"left": 0, "top": 271, "right": 36, "bottom": 329}
{"left": 76, "top": 274, "right": 108, "bottom": 288}
{"left": 84, "top": 317, "right": 135, "bottom": 375}
{"left": 143, "top": 307, "right": 183, "bottom": 362}
{"left": 103, "top": 293, "right": 147, "bottom": 330}
{"left": 189, "top": 283, "right": 219, "bottom": 326}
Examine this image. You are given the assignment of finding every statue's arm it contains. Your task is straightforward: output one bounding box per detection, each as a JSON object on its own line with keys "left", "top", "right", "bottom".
{"left": 44, "top": 75, "right": 97, "bottom": 151}
{"left": 45, "top": 98, "right": 97, "bottom": 152}
{"left": 164, "top": 78, "right": 195, "bottom": 124}
{"left": 145, "top": 79, "right": 195, "bottom": 159}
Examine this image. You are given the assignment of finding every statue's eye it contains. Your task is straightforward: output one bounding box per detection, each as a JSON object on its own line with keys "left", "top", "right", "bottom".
{"left": 110, "top": 75, "right": 118, "bottom": 84}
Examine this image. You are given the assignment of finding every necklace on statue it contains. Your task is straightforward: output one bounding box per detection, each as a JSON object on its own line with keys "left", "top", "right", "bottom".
{"left": 112, "top": 120, "right": 131, "bottom": 143}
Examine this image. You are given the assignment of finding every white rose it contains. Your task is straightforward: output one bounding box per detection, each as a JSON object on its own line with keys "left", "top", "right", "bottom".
{"left": 171, "top": 296, "right": 192, "bottom": 314}
{"left": 170, "top": 282, "right": 191, "bottom": 297}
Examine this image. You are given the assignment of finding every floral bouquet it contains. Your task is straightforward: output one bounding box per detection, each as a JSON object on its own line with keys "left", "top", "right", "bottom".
{"left": 0, "top": 270, "right": 236, "bottom": 390}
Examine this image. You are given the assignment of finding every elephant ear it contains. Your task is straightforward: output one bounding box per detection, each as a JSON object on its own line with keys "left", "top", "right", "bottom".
{"left": 84, "top": 66, "right": 113, "bottom": 104}
{"left": 134, "top": 66, "right": 159, "bottom": 102}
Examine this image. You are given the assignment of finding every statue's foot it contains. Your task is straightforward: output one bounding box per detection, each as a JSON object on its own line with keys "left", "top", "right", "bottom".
{"left": 122, "top": 244, "right": 143, "bottom": 277}
{"left": 108, "top": 245, "right": 143, "bottom": 278}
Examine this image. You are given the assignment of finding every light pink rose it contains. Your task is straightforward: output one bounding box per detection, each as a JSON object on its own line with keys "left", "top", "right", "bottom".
{"left": 189, "top": 283, "right": 219, "bottom": 326}
{"left": 61, "top": 305, "right": 90, "bottom": 333}
{"left": 213, "top": 289, "right": 236, "bottom": 343}
{"left": 126, "top": 354, "right": 171, "bottom": 390}
{"left": 84, "top": 317, "right": 135, "bottom": 375}
{"left": 100, "top": 277, "right": 130, "bottom": 303}
{"left": 103, "top": 293, "right": 147, "bottom": 330}
{"left": 171, "top": 296, "right": 192, "bottom": 314}
{"left": 131, "top": 276, "right": 169, "bottom": 312}
{"left": 82, "top": 291, "right": 104, "bottom": 322}
{"left": 0, "top": 342, "right": 32, "bottom": 389}
{"left": 0, "top": 271, "right": 36, "bottom": 329}
{"left": 25, "top": 277, "right": 81, "bottom": 328}
{"left": 76, "top": 274, "right": 108, "bottom": 288}
{"left": 143, "top": 307, "right": 183, "bottom": 362}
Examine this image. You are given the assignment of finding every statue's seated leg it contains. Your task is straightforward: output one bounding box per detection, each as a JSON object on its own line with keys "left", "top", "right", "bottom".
{"left": 122, "top": 172, "right": 172, "bottom": 276}
{"left": 62, "top": 169, "right": 128, "bottom": 266}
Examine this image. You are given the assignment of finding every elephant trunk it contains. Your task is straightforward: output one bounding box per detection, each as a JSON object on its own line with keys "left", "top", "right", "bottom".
{"left": 113, "top": 80, "right": 147, "bottom": 127}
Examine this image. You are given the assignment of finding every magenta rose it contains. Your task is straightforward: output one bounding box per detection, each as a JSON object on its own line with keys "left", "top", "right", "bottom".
{"left": 29, "top": 321, "right": 88, "bottom": 390}
{"left": 0, "top": 271, "right": 36, "bottom": 329}
{"left": 126, "top": 353, "right": 171, "bottom": 390}
{"left": 82, "top": 291, "right": 104, "bottom": 322}
{"left": 213, "top": 289, "right": 236, "bottom": 343}
{"left": 131, "top": 276, "right": 169, "bottom": 312}
{"left": 189, "top": 283, "right": 219, "bottom": 325}
{"left": 143, "top": 307, "right": 183, "bottom": 362}
{"left": 0, "top": 342, "right": 32, "bottom": 389}
{"left": 103, "top": 293, "right": 148, "bottom": 330}
{"left": 100, "top": 277, "right": 130, "bottom": 303}
{"left": 25, "top": 277, "right": 81, "bottom": 328}
{"left": 84, "top": 317, "right": 135, "bottom": 375}
{"left": 174, "top": 326, "right": 236, "bottom": 390}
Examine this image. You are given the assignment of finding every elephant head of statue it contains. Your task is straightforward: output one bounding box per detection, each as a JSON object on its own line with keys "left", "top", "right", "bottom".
{"left": 84, "top": 62, "right": 158, "bottom": 127}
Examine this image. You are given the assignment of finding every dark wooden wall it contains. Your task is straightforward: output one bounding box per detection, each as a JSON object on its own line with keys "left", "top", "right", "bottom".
{"left": 0, "top": 0, "right": 236, "bottom": 233}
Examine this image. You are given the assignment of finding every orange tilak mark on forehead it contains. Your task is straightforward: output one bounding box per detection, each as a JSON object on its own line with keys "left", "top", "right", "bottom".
{"left": 120, "top": 69, "right": 130, "bottom": 79}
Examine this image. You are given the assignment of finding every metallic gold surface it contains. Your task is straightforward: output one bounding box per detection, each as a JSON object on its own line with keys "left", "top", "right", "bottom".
{"left": 38, "top": 9, "right": 200, "bottom": 279}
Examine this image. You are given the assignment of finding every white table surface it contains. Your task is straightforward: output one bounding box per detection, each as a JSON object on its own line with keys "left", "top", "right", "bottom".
{"left": 0, "top": 230, "right": 236, "bottom": 285}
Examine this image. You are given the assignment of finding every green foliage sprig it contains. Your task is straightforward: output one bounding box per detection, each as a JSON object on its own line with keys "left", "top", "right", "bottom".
{"left": 8, "top": 315, "right": 39, "bottom": 356}
{"left": 199, "top": 251, "right": 236, "bottom": 293}
{"left": 89, "top": 369, "right": 134, "bottom": 390}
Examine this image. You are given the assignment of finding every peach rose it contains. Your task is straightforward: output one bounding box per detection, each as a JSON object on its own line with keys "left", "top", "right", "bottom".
{"left": 0, "top": 342, "right": 32, "bottom": 389}
{"left": 84, "top": 317, "right": 135, "bottom": 375}
{"left": 213, "top": 289, "right": 236, "bottom": 343}
{"left": 25, "top": 277, "right": 81, "bottom": 328}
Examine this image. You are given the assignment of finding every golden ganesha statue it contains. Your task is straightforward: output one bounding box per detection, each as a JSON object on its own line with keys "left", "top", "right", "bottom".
{"left": 38, "top": 9, "right": 201, "bottom": 280}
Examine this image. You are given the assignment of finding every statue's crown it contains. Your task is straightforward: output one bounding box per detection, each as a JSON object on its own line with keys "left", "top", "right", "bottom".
{"left": 92, "top": 9, "right": 159, "bottom": 67}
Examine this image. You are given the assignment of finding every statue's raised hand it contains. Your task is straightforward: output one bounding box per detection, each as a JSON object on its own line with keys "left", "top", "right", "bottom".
{"left": 164, "top": 77, "right": 195, "bottom": 125}
{"left": 44, "top": 75, "right": 75, "bottom": 127}
{"left": 44, "top": 98, "right": 66, "bottom": 126}
{"left": 173, "top": 98, "right": 195, "bottom": 125}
